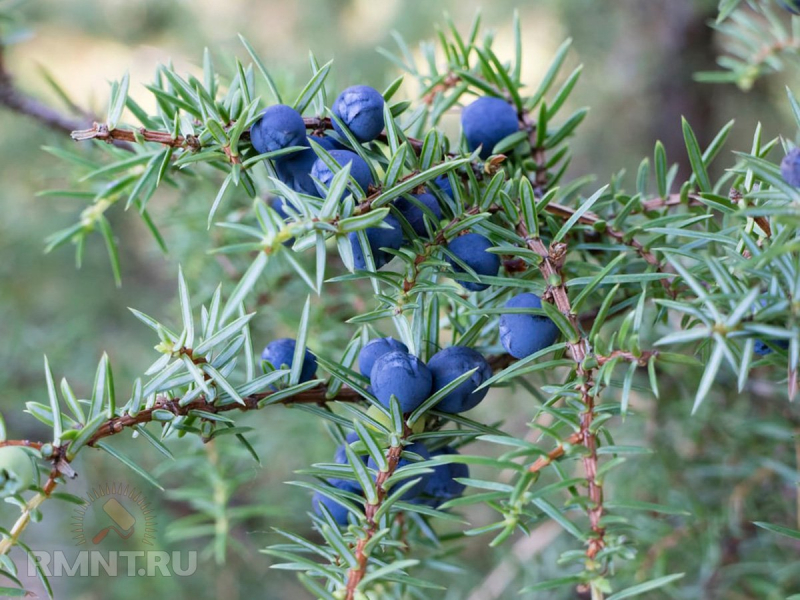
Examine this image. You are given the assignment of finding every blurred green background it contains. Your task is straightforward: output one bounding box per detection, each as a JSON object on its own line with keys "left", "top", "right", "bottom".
{"left": 1, "top": 0, "right": 798, "bottom": 598}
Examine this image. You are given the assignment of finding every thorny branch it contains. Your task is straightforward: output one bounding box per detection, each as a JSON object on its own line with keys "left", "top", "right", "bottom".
{"left": 0, "top": 381, "right": 361, "bottom": 556}
{"left": 522, "top": 226, "right": 607, "bottom": 564}
{"left": 1, "top": 353, "right": 519, "bottom": 454}
{"left": 0, "top": 48, "right": 707, "bottom": 594}
{"left": 65, "top": 99, "right": 695, "bottom": 296}
{"left": 0, "top": 350, "right": 520, "bottom": 557}
{"left": 516, "top": 110, "right": 608, "bottom": 581}
{"left": 70, "top": 122, "right": 199, "bottom": 149}
{"left": 344, "top": 443, "right": 405, "bottom": 599}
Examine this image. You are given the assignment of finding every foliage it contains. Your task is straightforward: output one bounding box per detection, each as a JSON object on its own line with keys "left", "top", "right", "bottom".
{"left": 0, "top": 3, "right": 798, "bottom": 600}
{"left": 705, "top": 0, "right": 800, "bottom": 89}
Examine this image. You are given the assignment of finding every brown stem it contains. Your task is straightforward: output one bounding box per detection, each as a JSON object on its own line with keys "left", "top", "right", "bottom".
{"left": 520, "top": 230, "right": 586, "bottom": 361}
{"left": 0, "top": 383, "right": 359, "bottom": 454}
{"left": 640, "top": 192, "right": 703, "bottom": 213}
{"left": 551, "top": 194, "right": 680, "bottom": 297}
{"left": 70, "top": 122, "right": 198, "bottom": 150}
{"left": 596, "top": 350, "right": 658, "bottom": 367}
{"left": 85, "top": 384, "right": 360, "bottom": 447}
{"left": 529, "top": 432, "right": 583, "bottom": 473}
{"left": 1, "top": 351, "right": 523, "bottom": 453}
{"left": 516, "top": 218, "right": 607, "bottom": 561}
{"left": 0, "top": 440, "right": 44, "bottom": 450}
{"left": 345, "top": 444, "right": 404, "bottom": 599}
{"left": 579, "top": 378, "right": 604, "bottom": 561}
{"left": 422, "top": 72, "right": 462, "bottom": 104}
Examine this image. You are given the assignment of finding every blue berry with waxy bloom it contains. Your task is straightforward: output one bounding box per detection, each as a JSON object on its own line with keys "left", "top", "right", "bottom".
{"left": 261, "top": 338, "right": 317, "bottom": 383}
{"left": 270, "top": 197, "right": 293, "bottom": 221}
{"left": 433, "top": 175, "right": 453, "bottom": 198}
{"left": 250, "top": 104, "right": 308, "bottom": 159}
{"left": 312, "top": 491, "right": 352, "bottom": 526}
{"left": 367, "top": 442, "right": 432, "bottom": 500}
{"left": 499, "top": 293, "right": 560, "bottom": 359}
{"left": 461, "top": 96, "right": 520, "bottom": 159}
{"left": 332, "top": 85, "right": 386, "bottom": 143}
{"left": 781, "top": 147, "right": 800, "bottom": 187}
{"left": 275, "top": 136, "right": 338, "bottom": 197}
{"left": 751, "top": 298, "right": 789, "bottom": 356}
{"left": 754, "top": 338, "right": 789, "bottom": 356}
{"left": 349, "top": 214, "right": 403, "bottom": 271}
{"left": 418, "top": 446, "right": 468, "bottom": 506}
{"left": 427, "top": 346, "right": 492, "bottom": 414}
{"left": 328, "top": 431, "right": 366, "bottom": 493}
{"left": 446, "top": 233, "right": 500, "bottom": 292}
{"left": 358, "top": 337, "right": 409, "bottom": 376}
{"left": 370, "top": 350, "right": 433, "bottom": 413}
{"left": 311, "top": 149, "right": 373, "bottom": 194}
{"left": 394, "top": 193, "right": 442, "bottom": 237}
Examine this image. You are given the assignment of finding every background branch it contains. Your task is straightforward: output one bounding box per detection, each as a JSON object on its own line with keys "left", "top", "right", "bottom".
{"left": 0, "top": 44, "right": 88, "bottom": 135}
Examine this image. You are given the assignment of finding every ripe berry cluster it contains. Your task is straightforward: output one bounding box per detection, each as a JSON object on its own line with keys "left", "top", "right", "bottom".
{"left": 262, "top": 320, "right": 557, "bottom": 521}
{"left": 248, "top": 84, "right": 568, "bottom": 525}
{"left": 251, "top": 87, "right": 533, "bottom": 288}
{"left": 312, "top": 432, "right": 467, "bottom": 526}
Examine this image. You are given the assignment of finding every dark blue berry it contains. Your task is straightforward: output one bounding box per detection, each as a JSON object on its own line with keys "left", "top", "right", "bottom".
{"left": 418, "top": 446, "right": 468, "bottom": 506}
{"left": 370, "top": 351, "right": 432, "bottom": 413}
{"left": 427, "top": 346, "right": 492, "bottom": 414}
{"left": 358, "top": 337, "right": 409, "bottom": 377}
{"left": 461, "top": 96, "right": 520, "bottom": 160}
{"left": 499, "top": 293, "right": 560, "bottom": 359}
{"left": 261, "top": 338, "right": 317, "bottom": 383}
{"left": 332, "top": 85, "right": 386, "bottom": 143}
{"left": 781, "top": 147, "right": 800, "bottom": 187}
{"left": 250, "top": 104, "right": 308, "bottom": 159}
{"left": 275, "top": 136, "right": 338, "bottom": 197}
{"left": 394, "top": 193, "right": 442, "bottom": 237}
{"left": 328, "top": 431, "right": 366, "bottom": 493}
{"left": 433, "top": 175, "right": 453, "bottom": 198}
{"left": 312, "top": 491, "right": 352, "bottom": 526}
{"left": 311, "top": 149, "right": 373, "bottom": 194}
{"left": 349, "top": 214, "right": 403, "bottom": 270}
{"left": 754, "top": 339, "right": 789, "bottom": 356}
{"left": 446, "top": 233, "right": 500, "bottom": 292}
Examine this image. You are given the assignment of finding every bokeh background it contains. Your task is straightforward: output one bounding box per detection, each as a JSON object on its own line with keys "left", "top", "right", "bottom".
{"left": 1, "top": 0, "right": 798, "bottom": 598}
